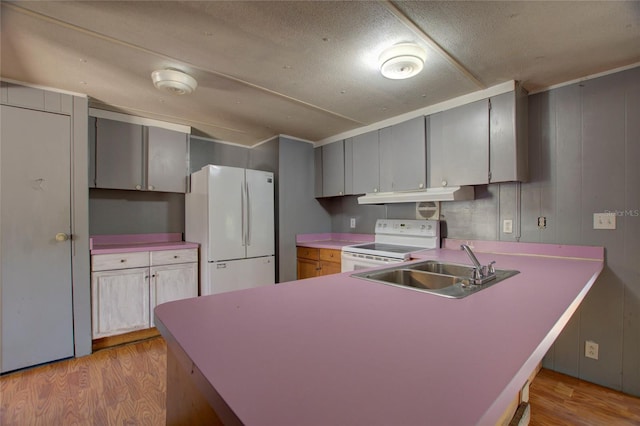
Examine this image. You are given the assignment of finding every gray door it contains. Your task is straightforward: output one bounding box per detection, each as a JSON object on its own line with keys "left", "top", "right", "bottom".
{"left": 1, "top": 105, "right": 74, "bottom": 372}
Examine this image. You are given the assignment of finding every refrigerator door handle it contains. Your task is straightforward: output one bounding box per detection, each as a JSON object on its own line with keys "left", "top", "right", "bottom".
{"left": 246, "top": 180, "right": 251, "bottom": 246}
{"left": 240, "top": 182, "right": 246, "bottom": 246}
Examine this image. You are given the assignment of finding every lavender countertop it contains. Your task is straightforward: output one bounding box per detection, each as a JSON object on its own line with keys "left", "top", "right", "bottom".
{"left": 90, "top": 233, "right": 199, "bottom": 254}
{"left": 295, "top": 233, "right": 374, "bottom": 249}
{"left": 155, "top": 240, "right": 603, "bottom": 425}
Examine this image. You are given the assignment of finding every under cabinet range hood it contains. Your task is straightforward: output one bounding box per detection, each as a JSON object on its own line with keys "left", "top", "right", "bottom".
{"left": 357, "top": 186, "right": 474, "bottom": 204}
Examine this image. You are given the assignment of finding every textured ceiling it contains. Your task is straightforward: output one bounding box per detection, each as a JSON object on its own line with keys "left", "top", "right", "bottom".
{"left": 1, "top": 1, "right": 639, "bottom": 146}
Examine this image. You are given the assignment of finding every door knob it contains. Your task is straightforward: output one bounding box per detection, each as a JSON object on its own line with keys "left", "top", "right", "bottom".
{"left": 55, "top": 233, "right": 70, "bottom": 242}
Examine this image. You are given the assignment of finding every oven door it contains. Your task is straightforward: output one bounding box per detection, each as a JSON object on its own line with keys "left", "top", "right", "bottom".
{"left": 341, "top": 251, "right": 404, "bottom": 273}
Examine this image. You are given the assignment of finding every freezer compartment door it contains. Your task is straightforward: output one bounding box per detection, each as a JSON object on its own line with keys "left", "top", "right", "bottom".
{"left": 204, "top": 256, "right": 275, "bottom": 296}
{"left": 207, "top": 165, "right": 247, "bottom": 261}
{"left": 245, "top": 169, "right": 275, "bottom": 258}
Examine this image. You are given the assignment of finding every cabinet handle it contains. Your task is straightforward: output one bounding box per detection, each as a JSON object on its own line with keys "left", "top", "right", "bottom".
{"left": 174, "top": 255, "right": 179, "bottom": 259}
{"left": 135, "top": 184, "right": 142, "bottom": 190}
{"left": 148, "top": 185, "right": 154, "bottom": 190}
{"left": 120, "top": 259, "right": 126, "bottom": 263}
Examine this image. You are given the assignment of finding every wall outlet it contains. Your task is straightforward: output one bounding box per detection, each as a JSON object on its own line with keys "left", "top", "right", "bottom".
{"left": 593, "top": 213, "right": 616, "bottom": 230}
{"left": 585, "top": 340, "right": 599, "bottom": 360}
{"left": 350, "top": 217, "right": 356, "bottom": 229}
{"left": 537, "top": 217, "right": 547, "bottom": 229}
{"left": 503, "top": 219, "right": 513, "bottom": 234}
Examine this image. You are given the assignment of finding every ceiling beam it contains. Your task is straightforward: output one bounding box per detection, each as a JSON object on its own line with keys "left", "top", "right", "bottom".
{"left": 382, "top": 1, "right": 485, "bottom": 89}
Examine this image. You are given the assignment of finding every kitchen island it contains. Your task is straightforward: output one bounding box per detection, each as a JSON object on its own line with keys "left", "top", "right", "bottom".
{"left": 155, "top": 240, "right": 603, "bottom": 425}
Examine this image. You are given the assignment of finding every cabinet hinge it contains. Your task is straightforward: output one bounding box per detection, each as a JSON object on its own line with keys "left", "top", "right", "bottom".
{"left": 488, "top": 99, "right": 492, "bottom": 110}
{"left": 488, "top": 171, "right": 492, "bottom": 182}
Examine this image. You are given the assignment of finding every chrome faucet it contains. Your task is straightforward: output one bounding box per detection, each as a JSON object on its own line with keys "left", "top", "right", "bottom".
{"left": 460, "top": 244, "right": 497, "bottom": 285}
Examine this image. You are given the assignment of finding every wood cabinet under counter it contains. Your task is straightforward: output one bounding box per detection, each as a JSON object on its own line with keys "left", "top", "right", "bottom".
{"left": 296, "top": 247, "right": 342, "bottom": 279}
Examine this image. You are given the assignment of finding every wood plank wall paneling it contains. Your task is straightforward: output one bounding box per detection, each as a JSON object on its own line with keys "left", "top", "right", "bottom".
{"left": 438, "top": 66, "right": 640, "bottom": 395}
{"left": 2, "top": 338, "right": 640, "bottom": 425}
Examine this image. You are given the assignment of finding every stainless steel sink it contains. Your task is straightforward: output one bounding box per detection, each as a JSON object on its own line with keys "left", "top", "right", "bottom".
{"left": 352, "top": 260, "right": 519, "bottom": 299}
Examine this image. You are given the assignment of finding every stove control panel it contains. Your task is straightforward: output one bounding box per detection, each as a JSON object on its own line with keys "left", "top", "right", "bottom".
{"left": 375, "top": 219, "right": 439, "bottom": 237}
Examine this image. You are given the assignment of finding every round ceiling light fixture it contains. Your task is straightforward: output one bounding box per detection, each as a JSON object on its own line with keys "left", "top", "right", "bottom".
{"left": 151, "top": 69, "right": 198, "bottom": 95}
{"left": 378, "top": 43, "right": 427, "bottom": 80}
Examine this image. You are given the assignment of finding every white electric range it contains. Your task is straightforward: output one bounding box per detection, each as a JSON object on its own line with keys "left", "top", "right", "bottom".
{"left": 341, "top": 219, "right": 440, "bottom": 272}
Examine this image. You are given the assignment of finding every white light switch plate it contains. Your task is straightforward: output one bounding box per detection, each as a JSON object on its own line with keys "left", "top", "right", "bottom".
{"left": 503, "top": 219, "right": 513, "bottom": 234}
{"left": 593, "top": 213, "right": 616, "bottom": 230}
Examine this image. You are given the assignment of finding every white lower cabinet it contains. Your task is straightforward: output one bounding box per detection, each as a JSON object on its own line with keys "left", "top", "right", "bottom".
{"left": 91, "top": 248, "right": 198, "bottom": 338}
{"left": 149, "top": 262, "right": 197, "bottom": 327}
{"left": 92, "top": 267, "right": 150, "bottom": 338}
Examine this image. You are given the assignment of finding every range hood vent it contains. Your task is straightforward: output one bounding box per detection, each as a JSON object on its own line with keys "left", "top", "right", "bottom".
{"left": 357, "top": 186, "right": 474, "bottom": 204}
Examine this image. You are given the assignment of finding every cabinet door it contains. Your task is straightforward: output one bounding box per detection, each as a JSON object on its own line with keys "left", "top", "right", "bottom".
{"left": 314, "top": 146, "right": 323, "bottom": 197}
{"left": 95, "top": 118, "right": 144, "bottom": 190}
{"left": 146, "top": 126, "right": 188, "bottom": 193}
{"left": 91, "top": 267, "right": 150, "bottom": 338}
{"left": 352, "top": 130, "right": 380, "bottom": 194}
{"left": 320, "top": 261, "right": 341, "bottom": 276}
{"left": 321, "top": 140, "right": 345, "bottom": 197}
{"left": 379, "top": 116, "right": 426, "bottom": 192}
{"left": 490, "top": 90, "right": 528, "bottom": 182}
{"left": 297, "top": 258, "right": 321, "bottom": 279}
{"left": 428, "top": 99, "right": 489, "bottom": 187}
{"left": 89, "top": 116, "right": 96, "bottom": 188}
{"left": 150, "top": 263, "right": 198, "bottom": 327}
{"left": 344, "top": 137, "right": 354, "bottom": 195}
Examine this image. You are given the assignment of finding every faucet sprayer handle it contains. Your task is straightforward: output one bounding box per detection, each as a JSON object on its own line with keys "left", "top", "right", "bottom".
{"left": 488, "top": 261, "right": 496, "bottom": 274}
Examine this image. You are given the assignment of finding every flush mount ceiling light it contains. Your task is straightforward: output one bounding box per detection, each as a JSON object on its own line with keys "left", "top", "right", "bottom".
{"left": 151, "top": 69, "right": 198, "bottom": 95}
{"left": 378, "top": 43, "right": 427, "bottom": 80}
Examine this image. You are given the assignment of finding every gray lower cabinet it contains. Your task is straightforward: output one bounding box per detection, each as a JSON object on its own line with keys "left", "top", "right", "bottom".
{"left": 428, "top": 99, "right": 490, "bottom": 187}
{"left": 379, "top": 116, "right": 427, "bottom": 192}
{"left": 91, "top": 248, "right": 198, "bottom": 339}
{"left": 1, "top": 103, "right": 75, "bottom": 373}
{"left": 352, "top": 129, "right": 380, "bottom": 194}
{"left": 93, "top": 117, "right": 189, "bottom": 193}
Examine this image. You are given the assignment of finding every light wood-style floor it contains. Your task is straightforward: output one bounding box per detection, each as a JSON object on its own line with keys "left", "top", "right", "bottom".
{"left": 2, "top": 337, "right": 639, "bottom": 425}
{"left": 1, "top": 337, "right": 166, "bottom": 425}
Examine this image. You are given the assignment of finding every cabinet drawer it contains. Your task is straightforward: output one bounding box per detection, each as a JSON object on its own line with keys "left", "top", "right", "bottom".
{"left": 92, "top": 251, "right": 149, "bottom": 271}
{"left": 151, "top": 248, "right": 198, "bottom": 266}
{"left": 296, "top": 246, "right": 319, "bottom": 260}
{"left": 319, "top": 248, "right": 341, "bottom": 263}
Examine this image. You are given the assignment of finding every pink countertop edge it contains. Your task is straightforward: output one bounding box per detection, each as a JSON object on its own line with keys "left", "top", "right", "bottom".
{"left": 295, "top": 233, "right": 374, "bottom": 249}
{"left": 90, "top": 233, "right": 199, "bottom": 254}
{"left": 155, "top": 240, "right": 604, "bottom": 425}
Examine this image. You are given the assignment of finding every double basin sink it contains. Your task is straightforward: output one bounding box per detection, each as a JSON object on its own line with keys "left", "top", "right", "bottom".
{"left": 352, "top": 260, "right": 519, "bottom": 299}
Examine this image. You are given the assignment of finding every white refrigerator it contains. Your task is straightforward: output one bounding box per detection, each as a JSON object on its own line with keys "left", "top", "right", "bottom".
{"left": 186, "top": 165, "right": 275, "bottom": 295}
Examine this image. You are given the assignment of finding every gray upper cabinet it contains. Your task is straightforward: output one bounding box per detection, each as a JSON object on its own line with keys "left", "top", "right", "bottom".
{"left": 95, "top": 118, "right": 145, "bottom": 190}
{"left": 428, "top": 99, "right": 489, "bottom": 187}
{"left": 89, "top": 116, "right": 96, "bottom": 188}
{"left": 379, "top": 116, "right": 426, "bottom": 192}
{"left": 147, "top": 126, "right": 188, "bottom": 192}
{"left": 322, "top": 140, "right": 345, "bottom": 197}
{"left": 314, "top": 146, "right": 323, "bottom": 198}
{"left": 352, "top": 129, "right": 380, "bottom": 194}
{"left": 489, "top": 88, "right": 528, "bottom": 183}
{"left": 94, "top": 117, "right": 189, "bottom": 193}
{"left": 428, "top": 89, "right": 528, "bottom": 187}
